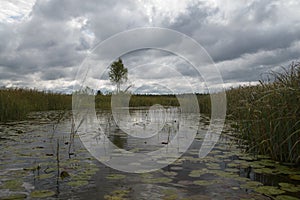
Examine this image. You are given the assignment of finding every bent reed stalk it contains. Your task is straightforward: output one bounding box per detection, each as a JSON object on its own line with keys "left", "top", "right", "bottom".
{"left": 227, "top": 62, "right": 300, "bottom": 165}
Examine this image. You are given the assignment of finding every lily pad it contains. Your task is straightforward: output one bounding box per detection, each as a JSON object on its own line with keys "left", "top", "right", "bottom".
{"left": 193, "top": 180, "right": 218, "bottom": 186}
{"left": 289, "top": 174, "right": 300, "bottom": 181}
{"left": 253, "top": 167, "right": 278, "bottom": 175}
{"left": 206, "top": 163, "right": 221, "bottom": 170}
{"left": 240, "top": 181, "right": 263, "bottom": 189}
{"left": 30, "top": 190, "right": 56, "bottom": 198}
{"left": 1, "top": 194, "right": 27, "bottom": 200}
{"left": 254, "top": 186, "right": 285, "bottom": 195}
{"left": 106, "top": 174, "right": 126, "bottom": 180}
{"left": 0, "top": 179, "right": 23, "bottom": 190}
{"left": 67, "top": 180, "right": 89, "bottom": 187}
{"left": 104, "top": 189, "right": 130, "bottom": 200}
{"left": 143, "top": 177, "right": 172, "bottom": 184}
{"left": 275, "top": 195, "right": 300, "bottom": 200}
{"left": 279, "top": 183, "right": 300, "bottom": 192}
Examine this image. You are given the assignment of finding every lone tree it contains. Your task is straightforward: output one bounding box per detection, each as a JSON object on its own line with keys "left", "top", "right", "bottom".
{"left": 109, "top": 58, "right": 128, "bottom": 93}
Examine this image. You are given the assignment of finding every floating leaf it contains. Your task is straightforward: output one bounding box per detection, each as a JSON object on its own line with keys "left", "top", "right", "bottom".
{"left": 1, "top": 194, "right": 27, "bottom": 200}
{"left": 106, "top": 174, "right": 126, "bottom": 180}
{"left": 30, "top": 190, "right": 56, "bottom": 198}
{"left": 255, "top": 186, "right": 285, "bottom": 195}
{"left": 193, "top": 180, "right": 218, "bottom": 186}
{"left": 240, "top": 181, "right": 263, "bottom": 189}
{"left": 275, "top": 195, "right": 300, "bottom": 200}
{"left": 67, "top": 180, "right": 89, "bottom": 187}
{"left": 253, "top": 167, "right": 278, "bottom": 175}
{"left": 143, "top": 177, "right": 172, "bottom": 184}
{"left": 0, "top": 179, "right": 23, "bottom": 190}
{"left": 289, "top": 174, "right": 300, "bottom": 181}
{"left": 279, "top": 182, "right": 300, "bottom": 192}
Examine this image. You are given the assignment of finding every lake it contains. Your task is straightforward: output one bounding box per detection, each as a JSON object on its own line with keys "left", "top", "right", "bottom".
{"left": 0, "top": 109, "right": 299, "bottom": 199}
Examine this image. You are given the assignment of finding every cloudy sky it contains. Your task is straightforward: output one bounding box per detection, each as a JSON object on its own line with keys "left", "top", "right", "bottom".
{"left": 0, "top": 0, "right": 299, "bottom": 94}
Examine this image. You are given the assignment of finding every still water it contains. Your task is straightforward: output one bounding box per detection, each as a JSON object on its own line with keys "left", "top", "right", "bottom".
{"left": 0, "top": 109, "right": 299, "bottom": 199}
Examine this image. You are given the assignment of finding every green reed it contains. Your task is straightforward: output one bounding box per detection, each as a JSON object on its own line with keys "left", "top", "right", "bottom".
{"left": 0, "top": 88, "right": 71, "bottom": 122}
{"left": 227, "top": 62, "right": 300, "bottom": 164}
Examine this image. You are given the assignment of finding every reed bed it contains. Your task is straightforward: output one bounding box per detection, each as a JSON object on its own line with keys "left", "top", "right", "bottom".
{"left": 0, "top": 88, "right": 71, "bottom": 122}
{"left": 228, "top": 62, "right": 300, "bottom": 164}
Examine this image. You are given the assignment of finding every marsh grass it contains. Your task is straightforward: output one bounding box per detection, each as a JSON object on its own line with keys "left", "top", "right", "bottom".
{"left": 228, "top": 62, "right": 300, "bottom": 164}
{"left": 0, "top": 88, "right": 71, "bottom": 122}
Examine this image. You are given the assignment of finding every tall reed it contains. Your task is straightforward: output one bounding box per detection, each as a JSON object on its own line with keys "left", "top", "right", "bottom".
{"left": 0, "top": 88, "right": 71, "bottom": 122}
{"left": 228, "top": 62, "right": 300, "bottom": 164}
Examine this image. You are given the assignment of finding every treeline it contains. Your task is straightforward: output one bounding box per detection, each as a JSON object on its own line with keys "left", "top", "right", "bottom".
{"left": 0, "top": 88, "right": 71, "bottom": 122}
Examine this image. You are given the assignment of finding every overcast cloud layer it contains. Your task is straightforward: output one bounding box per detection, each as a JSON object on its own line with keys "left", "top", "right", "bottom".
{"left": 0, "top": 0, "right": 299, "bottom": 93}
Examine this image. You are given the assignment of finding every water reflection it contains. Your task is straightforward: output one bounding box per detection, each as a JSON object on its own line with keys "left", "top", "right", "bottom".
{"left": 77, "top": 107, "right": 200, "bottom": 172}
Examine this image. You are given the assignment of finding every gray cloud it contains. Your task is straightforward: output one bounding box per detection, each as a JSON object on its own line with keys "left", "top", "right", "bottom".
{"left": 0, "top": 0, "right": 299, "bottom": 93}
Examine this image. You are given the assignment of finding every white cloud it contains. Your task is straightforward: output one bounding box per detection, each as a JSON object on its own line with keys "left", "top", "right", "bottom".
{"left": 0, "top": 0, "right": 36, "bottom": 23}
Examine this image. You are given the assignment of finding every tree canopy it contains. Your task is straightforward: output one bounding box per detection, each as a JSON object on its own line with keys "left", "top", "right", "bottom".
{"left": 108, "top": 58, "right": 128, "bottom": 93}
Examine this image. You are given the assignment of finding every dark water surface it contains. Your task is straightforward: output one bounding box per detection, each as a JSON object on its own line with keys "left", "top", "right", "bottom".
{"left": 0, "top": 110, "right": 299, "bottom": 200}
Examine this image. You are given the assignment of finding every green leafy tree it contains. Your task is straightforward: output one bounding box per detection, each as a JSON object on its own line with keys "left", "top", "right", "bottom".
{"left": 109, "top": 58, "right": 128, "bottom": 93}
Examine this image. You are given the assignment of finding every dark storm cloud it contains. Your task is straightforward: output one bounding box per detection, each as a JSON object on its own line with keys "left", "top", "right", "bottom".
{"left": 169, "top": 0, "right": 300, "bottom": 63}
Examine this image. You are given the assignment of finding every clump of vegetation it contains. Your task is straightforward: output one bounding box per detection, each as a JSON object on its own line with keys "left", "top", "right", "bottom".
{"left": 228, "top": 62, "right": 300, "bottom": 165}
{"left": 0, "top": 88, "right": 71, "bottom": 122}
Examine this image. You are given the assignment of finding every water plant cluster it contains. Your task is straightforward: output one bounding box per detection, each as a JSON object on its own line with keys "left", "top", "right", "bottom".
{"left": 0, "top": 88, "right": 71, "bottom": 122}
{"left": 227, "top": 62, "right": 300, "bottom": 165}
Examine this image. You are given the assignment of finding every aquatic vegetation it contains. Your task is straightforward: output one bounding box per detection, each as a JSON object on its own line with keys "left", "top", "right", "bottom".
{"left": 240, "top": 181, "right": 263, "bottom": 190}
{"left": 193, "top": 180, "right": 218, "bottom": 186}
{"left": 0, "top": 88, "right": 71, "bottom": 122}
{"left": 67, "top": 180, "right": 89, "bottom": 187}
{"left": 162, "top": 189, "right": 180, "bottom": 200}
{"left": 254, "top": 186, "right": 285, "bottom": 195}
{"left": 278, "top": 183, "right": 300, "bottom": 192}
{"left": 142, "top": 177, "right": 172, "bottom": 184}
{"left": 253, "top": 167, "right": 278, "bottom": 175}
{"left": 30, "top": 190, "right": 56, "bottom": 198}
{"left": 206, "top": 163, "right": 221, "bottom": 170}
{"left": 228, "top": 62, "right": 300, "bottom": 164}
{"left": 106, "top": 174, "right": 126, "bottom": 180}
{"left": 0, "top": 179, "right": 24, "bottom": 191}
{"left": 275, "top": 195, "right": 300, "bottom": 200}
{"left": 104, "top": 189, "right": 130, "bottom": 200}
{"left": 1, "top": 193, "right": 27, "bottom": 200}
{"left": 289, "top": 174, "right": 300, "bottom": 180}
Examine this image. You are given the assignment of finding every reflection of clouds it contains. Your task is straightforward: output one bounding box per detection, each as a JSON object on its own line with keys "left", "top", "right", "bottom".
{"left": 76, "top": 107, "right": 200, "bottom": 173}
